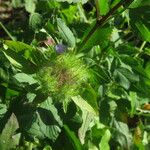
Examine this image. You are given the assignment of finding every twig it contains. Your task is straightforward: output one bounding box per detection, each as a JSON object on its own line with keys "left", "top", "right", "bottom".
{"left": 135, "top": 41, "right": 147, "bottom": 57}
{"left": 139, "top": 41, "right": 146, "bottom": 52}
{"left": 0, "top": 21, "right": 15, "bottom": 41}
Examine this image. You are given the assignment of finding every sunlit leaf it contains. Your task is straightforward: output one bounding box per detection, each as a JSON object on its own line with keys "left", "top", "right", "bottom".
{"left": 98, "top": 0, "right": 109, "bottom": 15}
{"left": 14, "top": 73, "right": 37, "bottom": 85}
{"left": 72, "top": 96, "right": 97, "bottom": 115}
{"left": 99, "top": 129, "right": 111, "bottom": 150}
{"left": 25, "top": 0, "right": 37, "bottom": 13}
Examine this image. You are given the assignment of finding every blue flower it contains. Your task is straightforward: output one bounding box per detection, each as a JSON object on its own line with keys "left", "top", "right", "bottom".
{"left": 55, "top": 44, "right": 67, "bottom": 54}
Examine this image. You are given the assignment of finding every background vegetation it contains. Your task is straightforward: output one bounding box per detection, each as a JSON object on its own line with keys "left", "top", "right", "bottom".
{"left": 0, "top": 0, "right": 150, "bottom": 149}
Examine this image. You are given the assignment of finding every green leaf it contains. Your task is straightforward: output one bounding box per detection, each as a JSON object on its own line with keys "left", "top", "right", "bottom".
{"left": 114, "top": 69, "right": 130, "bottom": 89}
{"left": 56, "top": 0, "right": 88, "bottom": 4}
{"left": 72, "top": 96, "right": 97, "bottom": 115}
{"left": 72, "top": 95, "right": 97, "bottom": 144}
{"left": 2, "top": 43, "right": 37, "bottom": 73}
{"left": 129, "top": 6, "right": 150, "bottom": 41}
{"left": 0, "top": 67, "right": 9, "bottom": 82}
{"left": 57, "top": 18, "right": 76, "bottom": 47}
{"left": 129, "top": 92, "right": 137, "bottom": 117}
{"left": 130, "top": 0, "right": 150, "bottom": 8}
{"left": 5, "top": 40, "right": 34, "bottom": 60}
{"left": 88, "top": 142, "right": 99, "bottom": 150}
{"left": 29, "top": 13, "right": 42, "bottom": 31}
{"left": 14, "top": 73, "right": 37, "bottom": 85}
{"left": 3, "top": 51, "right": 22, "bottom": 68}
{"left": 0, "top": 113, "right": 20, "bottom": 150}
{"left": 78, "top": 111, "right": 94, "bottom": 144}
{"left": 0, "top": 104, "right": 7, "bottom": 118}
{"left": 26, "top": 92, "right": 36, "bottom": 102}
{"left": 82, "top": 84, "right": 99, "bottom": 114}
{"left": 117, "top": 68, "right": 139, "bottom": 82}
{"left": 28, "top": 97, "right": 62, "bottom": 141}
{"left": 43, "top": 145, "right": 52, "bottom": 150}
{"left": 12, "top": 0, "right": 23, "bottom": 8}
{"left": 98, "top": 0, "right": 109, "bottom": 15}
{"left": 25, "top": 0, "right": 37, "bottom": 13}
{"left": 5, "top": 40, "right": 33, "bottom": 53}
{"left": 61, "top": 5, "right": 77, "bottom": 24}
{"left": 39, "top": 97, "right": 63, "bottom": 126}
{"left": 63, "top": 124, "right": 83, "bottom": 150}
{"left": 99, "top": 129, "right": 111, "bottom": 150}
{"left": 79, "top": 23, "right": 112, "bottom": 52}
{"left": 112, "top": 120, "right": 132, "bottom": 149}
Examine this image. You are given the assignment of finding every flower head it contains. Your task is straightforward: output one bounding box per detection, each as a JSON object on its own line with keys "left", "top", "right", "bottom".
{"left": 36, "top": 53, "right": 90, "bottom": 105}
{"left": 55, "top": 44, "right": 67, "bottom": 54}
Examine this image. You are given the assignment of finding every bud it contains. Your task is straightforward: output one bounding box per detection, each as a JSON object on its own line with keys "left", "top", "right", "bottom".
{"left": 44, "top": 38, "right": 55, "bottom": 46}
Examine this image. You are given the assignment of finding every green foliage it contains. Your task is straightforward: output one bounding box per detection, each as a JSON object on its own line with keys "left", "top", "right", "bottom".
{"left": 0, "top": 113, "right": 20, "bottom": 150}
{"left": 129, "top": 6, "right": 150, "bottom": 41}
{"left": 98, "top": 0, "right": 110, "bottom": 15}
{"left": 99, "top": 129, "right": 111, "bottom": 150}
{"left": 63, "top": 124, "right": 83, "bottom": 150}
{"left": 0, "top": 0, "right": 150, "bottom": 149}
{"left": 57, "top": 18, "right": 76, "bottom": 47}
{"left": 29, "top": 13, "right": 43, "bottom": 31}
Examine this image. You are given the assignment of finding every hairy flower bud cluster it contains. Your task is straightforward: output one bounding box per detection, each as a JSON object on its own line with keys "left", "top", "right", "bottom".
{"left": 36, "top": 53, "right": 90, "bottom": 104}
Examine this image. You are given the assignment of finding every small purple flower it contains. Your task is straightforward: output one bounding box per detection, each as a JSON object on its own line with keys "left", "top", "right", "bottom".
{"left": 55, "top": 44, "right": 67, "bottom": 54}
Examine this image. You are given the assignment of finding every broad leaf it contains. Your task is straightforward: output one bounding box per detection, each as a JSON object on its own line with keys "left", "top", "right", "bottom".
{"left": 29, "top": 13, "right": 42, "bottom": 31}
{"left": 98, "top": 0, "right": 109, "bottom": 15}
{"left": 72, "top": 96, "right": 97, "bottom": 115}
{"left": 129, "top": 6, "right": 150, "bottom": 41}
{"left": 56, "top": 0, "right": 88, "bottom": 4}
{"left": 5, "top": 40, "right": 33, "bottom": 59}
{"left": 114, "top": 69, "right": 130, "bottom": 90}
{"left": 3, "top": 51, "right": 22, "bottom": 69}
{"left": 0, "top": 113, "right": 20, "bottom": 150}
{"left": 63, "top": 124, "right": 83, "bottom": 150}
{"left": 99, "top": 129, "right": 111, "bottom": 150}
{"left": 27, "top": 97, "right": 62, "bottom": 141}
{"left": 14, "top": 73, "right": 37, "bottom": 85}
{"left": 25, "top": 0, "right": 37, "bottom": 13}
{"left": 2, "top": 48, "right": 37, "bottom": 73}
{"left": 130, "top": 0, "right": 150, "bottom": 8}
{"left": 112, "top": 120, "right": 132, "bottom": 149}
{"left": 79, "top": 23, "right": 112, "bottom": 52}
{"left": 57, "top": 18, "right": 76, "bottom": 47}
{"left": 78, "top": 111, "right": 94, "bottom": 144}
{"left": 12, "top": 0, "right": 23, "bottom": 8}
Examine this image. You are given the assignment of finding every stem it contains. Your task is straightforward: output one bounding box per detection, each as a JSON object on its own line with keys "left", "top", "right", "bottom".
{"left": 139, "top": 41, "right": 146, "bottom": 53}
{"left": 0, "top": 21, "right": 15, "bottom": 41}
{"left": 79, "top": 0, "right": 134, "bottom": 50}
{"left": 135, "top": 41, "right": 147, "bottom": 58}
{"left": 94, "top": 0, "right": 101, "bottom": 20}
